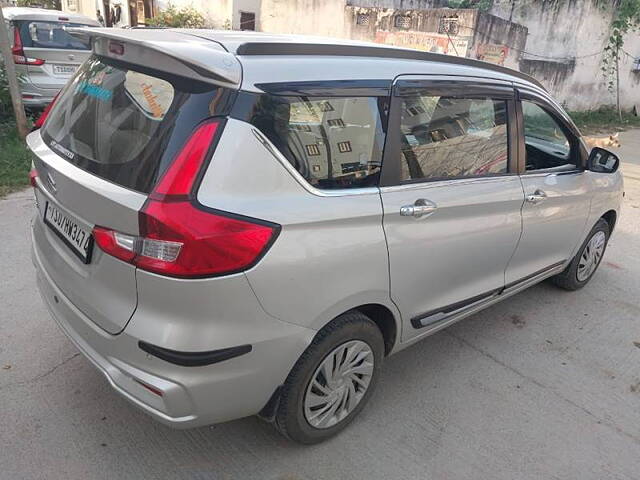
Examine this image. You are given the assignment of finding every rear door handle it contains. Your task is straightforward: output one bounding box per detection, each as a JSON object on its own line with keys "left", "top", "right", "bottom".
{"left": 400, "top": 199, "right": 437, "bottom": 218}
{"left": 525, "top": 189, "right": 547, "bottom": 204}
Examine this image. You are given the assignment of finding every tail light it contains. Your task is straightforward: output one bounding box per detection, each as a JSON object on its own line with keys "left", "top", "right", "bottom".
{"left": 12, "top": 28, "right": 45, "bottom": 66}
{"left": 33, "top": 93, "right": 59, "bottom": 130}
{"left": 93, "top": 120, "right": 280, "bottom": 278}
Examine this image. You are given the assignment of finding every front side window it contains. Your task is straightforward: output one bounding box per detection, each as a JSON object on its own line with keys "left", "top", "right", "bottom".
{"left": 522, "top": 101, "right": 577, "bottom": 172}
{"left": 399, "top": 95, "right": 509, "bottom": 182}
{"left": 246, "top": 95, "right": 388, "bottom": 189}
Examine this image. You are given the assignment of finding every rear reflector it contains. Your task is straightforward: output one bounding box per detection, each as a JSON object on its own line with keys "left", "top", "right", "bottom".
{"left": 93, "top": 119, "right": 280, "bottom": 278}
{"left": 133, "top": 379, "right": 163, "bottom": 397}
{"left": 29, "top": 169, "right": 38, "bottom": 188}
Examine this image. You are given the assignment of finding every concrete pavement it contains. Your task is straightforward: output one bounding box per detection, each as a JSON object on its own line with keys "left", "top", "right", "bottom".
{"left": 1, "top": 131, "right": 639, "bottom": 480}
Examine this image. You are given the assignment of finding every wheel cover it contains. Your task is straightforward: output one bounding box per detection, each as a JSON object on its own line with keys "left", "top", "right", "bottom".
{"left": 303, "top": 340, "right": 374, "bottom": 429}
{"left": 577, "top": 230, "right": 606, "bottom": 282}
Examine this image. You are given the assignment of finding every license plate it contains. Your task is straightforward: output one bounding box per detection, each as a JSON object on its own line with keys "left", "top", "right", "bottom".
{"left": 44, "top": 201, "right": 93, "bottom": 263}
{"left": 53, "top": 65, "right": 77, "bottom": 75}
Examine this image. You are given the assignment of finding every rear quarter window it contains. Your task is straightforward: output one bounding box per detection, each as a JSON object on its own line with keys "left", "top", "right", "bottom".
{"left": 241, "top": 93, "right": 388, "bottom": 189}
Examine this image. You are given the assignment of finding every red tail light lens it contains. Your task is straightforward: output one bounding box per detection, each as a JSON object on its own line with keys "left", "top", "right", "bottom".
{"left": 12, "top": 28, "right": 45, "bottom": 66}
{"left": 151, "top": 121, "right": 219, "bottom": 200}
{"left": 33, "top": 93, "right": 59, "bottom": 130}
{"left": 137, "top": 200, "right": 277, "bottom": 277}
{"left": 93, "top": 119, "right": 280, "bottom": 278}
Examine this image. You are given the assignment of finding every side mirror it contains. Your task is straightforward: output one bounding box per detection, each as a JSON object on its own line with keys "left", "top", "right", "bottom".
{"left": 588, "top": 147, "right": 620, "bottom": 173}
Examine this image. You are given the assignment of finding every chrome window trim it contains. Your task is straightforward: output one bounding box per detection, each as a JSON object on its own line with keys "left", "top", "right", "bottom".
{"left": 379, "top": 174, "right": 518, "bottom": 193}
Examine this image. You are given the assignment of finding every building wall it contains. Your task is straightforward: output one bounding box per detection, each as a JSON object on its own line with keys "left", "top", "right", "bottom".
{"left": 347, "top": 0, "right": 447, "bottom": 8}
{"left": 233, "top": 0, "right": 261, "bottom": 29}
{"left": 490, "top": 0, "right": 640, "bottom": 110}
{"left": 260, "top": 2, "right": 526, "bottom": 69}
{"left": 259, "top": 0, "right": 349, "bottom": 38}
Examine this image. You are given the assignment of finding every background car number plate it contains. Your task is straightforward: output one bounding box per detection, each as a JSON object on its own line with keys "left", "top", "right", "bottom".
{"left": 53, "top": 65, "right": 77, "bottom": 75}
{"left": 44, "top": 201, "right": 93, "bottom": 263}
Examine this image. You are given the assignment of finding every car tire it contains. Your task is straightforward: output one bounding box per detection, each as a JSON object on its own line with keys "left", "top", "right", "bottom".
{"left": 550, "top": 218, "right": 610, "bottom": 291}
{"left": 274, "top": 311, "right": 384, "bottom": 444}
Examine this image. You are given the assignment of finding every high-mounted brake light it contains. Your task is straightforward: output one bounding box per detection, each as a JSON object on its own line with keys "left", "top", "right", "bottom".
{"left": 33, "top": 93, "right": 59, "bottom": 130}
{"left": 93, "top": 120, "right": 280, "bottom": 278}
{"left": 12, "top": 28, "right": 45, "bottom": 66}
{"left": 108, "top": 41, "right": 125, "bottom": 56}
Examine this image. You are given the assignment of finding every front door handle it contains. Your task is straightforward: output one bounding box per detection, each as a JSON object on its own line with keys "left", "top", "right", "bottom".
{"left": 400, "top": 198, "right": 437, "bottom": 218}
{"left": 525, "top": 189, "right": 547, "bottom": 204}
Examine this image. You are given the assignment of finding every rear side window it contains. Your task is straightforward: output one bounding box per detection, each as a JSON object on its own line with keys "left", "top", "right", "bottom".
{"left": 17, "top": 21, "right": 93, "bottom": 50}
{"left": 42, "top": 55, "right": 233, "bottom": 193}
{"left": 399, "top": 95, "right": 509, "bottom": 181}
{"left": 245, "top": 95, "right": 388, "bottom": 189}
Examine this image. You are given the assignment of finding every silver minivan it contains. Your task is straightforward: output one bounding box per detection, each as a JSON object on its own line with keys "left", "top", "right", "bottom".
{"left": 4, "top": 7, "right": 99, "bottom": 109}
{"left": 28, "top": 28, "right": 623, "bottom": 443}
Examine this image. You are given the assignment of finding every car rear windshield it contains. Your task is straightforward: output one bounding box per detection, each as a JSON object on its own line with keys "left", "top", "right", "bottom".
{"left": 242, "top": 94, "right": 388, "bottom": 189}
{"left": 17, "top": 21, "right": 93, "bottom": 50}
{"left": 42, "top": 55, "right": 233, "bottom": 193}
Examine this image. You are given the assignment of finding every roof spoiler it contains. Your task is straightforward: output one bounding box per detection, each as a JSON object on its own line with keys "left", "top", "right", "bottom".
{"left": 67, "top": 28, "right": 241, "bottom": 88}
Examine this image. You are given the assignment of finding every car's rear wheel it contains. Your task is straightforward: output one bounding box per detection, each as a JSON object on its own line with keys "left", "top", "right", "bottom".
{"left": 274, "top": 311, "right": 384, "bottom": 444}
{"left": 550, "top": 218, "right": 610, "bottom": 291}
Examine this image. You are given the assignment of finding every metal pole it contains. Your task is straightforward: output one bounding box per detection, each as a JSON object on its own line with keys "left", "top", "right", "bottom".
{"left": 0, "top": 4, "right": 29, "bottom": 139}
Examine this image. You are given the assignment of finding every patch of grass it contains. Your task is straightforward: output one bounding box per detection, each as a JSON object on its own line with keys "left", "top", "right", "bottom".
{"left": 0, "top": 121, "right": 31, "bottom": 198}
{"left": 568, "top": 107, "right": 640, "bottom": 135}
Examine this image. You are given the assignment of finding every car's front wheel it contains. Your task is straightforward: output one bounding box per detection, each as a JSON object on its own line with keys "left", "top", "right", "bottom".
{"left": 550, "top": 218, "right": 610, "bottom": 291}
{"left": 274, "top": 311, "right": 384, "bottom": 444}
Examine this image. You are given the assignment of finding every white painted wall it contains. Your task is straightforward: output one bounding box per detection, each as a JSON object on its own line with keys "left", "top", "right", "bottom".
{"left": 491, "top": 0, "right": 640, "bottom": 111}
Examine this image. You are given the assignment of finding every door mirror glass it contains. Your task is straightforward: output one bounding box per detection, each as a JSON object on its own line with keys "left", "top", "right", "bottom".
{"left": 588, "top": 147, "right": 620, "bottom": 173}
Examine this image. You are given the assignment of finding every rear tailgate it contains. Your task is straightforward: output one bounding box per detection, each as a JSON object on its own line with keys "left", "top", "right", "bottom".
{"left": 30, "top": 133, "right": 143, "bottom": 334}
{"left": 29, "top": 32, "right": 239, "bottom": 334}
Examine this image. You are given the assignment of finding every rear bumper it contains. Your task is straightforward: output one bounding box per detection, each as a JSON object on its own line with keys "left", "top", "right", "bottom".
{"left": 32, "top": 224, "right": 314, "bottom": 428}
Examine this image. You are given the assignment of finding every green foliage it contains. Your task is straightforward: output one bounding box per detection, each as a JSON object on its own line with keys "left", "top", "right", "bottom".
{"left": 0, "top": 59, "right": 27, "bottom": 122}
{"left": 568, "top": 107, "right": 640, "bottom": 134}
{"left": 0, "top": 62, "right": 11, "bottom": 122}
{"left": 0, "top": 121, "right": 32, "bottom": 197}
{"left": 146, "top": 4, "right": 205, "bottom": 28}
{"left": 601, "top": 0, "right": 640, "bottom": 91}
{"left": 447, "top": 0, "right": 493, "bottom": 11}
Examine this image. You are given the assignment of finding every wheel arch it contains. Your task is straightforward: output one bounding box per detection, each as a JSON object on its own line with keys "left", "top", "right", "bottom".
{"left": 601, "top": 209, "right": 617, "bottom": 234}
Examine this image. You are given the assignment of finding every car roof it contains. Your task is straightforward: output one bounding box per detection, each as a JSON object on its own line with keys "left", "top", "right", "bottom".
{"left": 3, "top": 6, "right": 100, "bottom": 25}
{"left": 69, "top": 27, "right": 545, "bottom": 93}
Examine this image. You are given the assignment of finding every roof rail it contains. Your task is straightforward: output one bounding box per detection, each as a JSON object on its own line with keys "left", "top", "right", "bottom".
{"left": 236, "top": 42, "right": 545, "bottom": 91}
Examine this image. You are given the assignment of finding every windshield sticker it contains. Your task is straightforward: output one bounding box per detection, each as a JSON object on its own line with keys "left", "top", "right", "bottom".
{"left": 75, "top": 80, "right": 112, "bottom": 102}
{"left": 124, "top": 72, "right": 174, "bottom": 120}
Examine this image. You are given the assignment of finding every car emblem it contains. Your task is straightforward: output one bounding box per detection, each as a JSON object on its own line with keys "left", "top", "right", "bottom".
{"left": 46, "top": 171, "right": 57, "bottom": 194}
{"left": 68, "top": 54, "right": 75, "bottom": 61}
